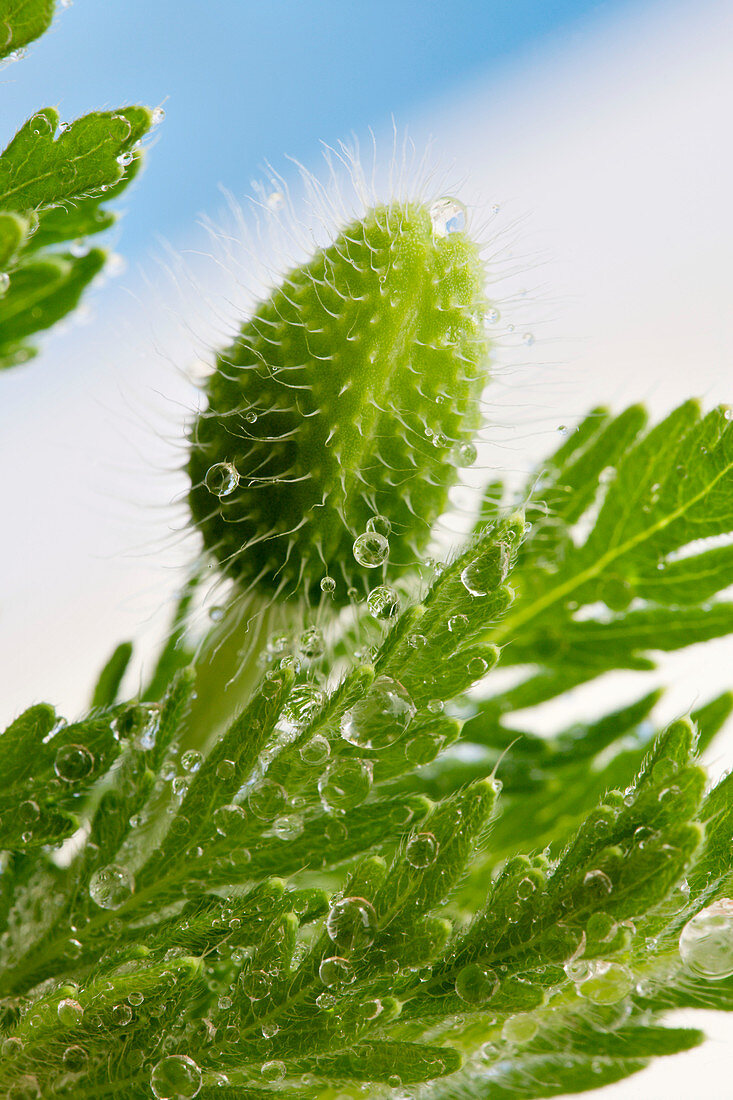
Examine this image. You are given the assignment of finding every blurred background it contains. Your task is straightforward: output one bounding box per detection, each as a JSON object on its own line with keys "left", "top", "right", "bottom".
{"left": 1, "top": 2, "right": 731, "bottom": 1094}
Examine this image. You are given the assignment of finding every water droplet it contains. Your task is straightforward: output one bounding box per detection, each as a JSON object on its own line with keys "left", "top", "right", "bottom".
{"left": 448, "top": 613, "right": 469, "bottom": 635}
{"left": 181, "top": 750, "right": 202, "bottom": 773}
{"left": 366, "top": 514, "right": 391, "bottom": 538}
{"left": 0, "top": 272, "right": 10, "bottom": 295}
{"left": 297, "top": 627, "right": 324, "bottom": 661}
{"left": 266, "top": 191, "right": 285, "bottom": 211}
{"left": 575, "top": 960, "right": 632, "bottom": 1004}
{"left": 455, "top": 963, "right": 499, "bottom": 1004}
{"left": 581, "top": 869, "right": 613, "bottom": 900}
{"left": 111, "top": 1003, "right": 133, "bottom": 1026}
{"left": 128, "top": 991, "right": 144, "bottom": 1007}
{"left": 150, "top": 1054, "right": 202, "bottom": 1099}
{"left": 502, "top": 1014, "right": 538, "bottom": 1043}
{"left": 353, "top": 531, "right": 389, "bottom": 568}
{"left": 62, "top": 1044, "right": 87, "bottom": 1071}
{"left": 366, "top": 585, "right": 399, "bottom": 620}
{"left": 261, "top": 1021, "right": 279, "bottom": 1039}
{"left": 204, "top": 461, "right": 239, "bottom": 498}
{"left": 299, "top": 734, "right": 330, "bottom": 765}
{"left": 430, "top": 197, "right": 467, "bottom": 237}
{"left": 452, "top": 441, "right": 477, "bottom": 467}
{"left": 405, "top": 832, "right": 439, "bottom": 868}
{"left": 320, "top": 576, "right": 336, "bottom": 595}
{"left": 151, "top": 107, "right": 166, "bottom": 125}
{"left": 522, "top": 332, "right": 535, "bottom": 347}
{"left": 216, "top": 759, "right": 236, "bottom": 780}
{"left": 54, "top": 744, "right": 94, "bottom": 782}
{"left": 319, "top": 955, "right": 355, "bottom": 986}
{"left": 248, "top": 779, "right": 287, "bottom": 820}
{"left": 340, "top": 676, "right": 416, "bottom": 751}
{"left": 284, "top": 683, "right": 325, "bottom": 728}
{"left": 460, "top": 542, "right": 510, "bottom": 596}
{"left": 241, "top": 969, "right": 270, "bottom": 1000}
{"left": 57, "top": 999, "right": 83, "bottom": 1027}
{"left": 326, "top": 896, "right": 377, "bottom": 952}
{"left": 318, "top": 759, "right": 373, "bottom": 813}
{"left": 679, "top": 899, "right": 733, "bottom": 979}
{"left": 485, "top": 307, "right": 500, "bottom": 325}
{"left": 116, "top": 150, "right": 134, "bottom": 167}
{"left": 209, "top": 606, "right": 224, "bottom": 622}
{"left": 272, "top": 814, "right": 303, "bottom": 840}
{"left": 260, "top": 1059, "right": 286, "bottom": 1083}
{"left": 213, "top": 804, "right": 246, "bottom": 837}
{"left": 89, "top": 864, "right": 134, "bottom": 910}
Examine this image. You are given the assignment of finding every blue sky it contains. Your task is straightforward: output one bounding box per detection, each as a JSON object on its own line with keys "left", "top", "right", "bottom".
{"left": 1, "top": 0, "right": 634, "bottom": 256}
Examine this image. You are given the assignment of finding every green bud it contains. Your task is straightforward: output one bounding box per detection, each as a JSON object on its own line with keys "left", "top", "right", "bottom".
{"left": 188, "top": 199, "right": 490, "bottom": 602}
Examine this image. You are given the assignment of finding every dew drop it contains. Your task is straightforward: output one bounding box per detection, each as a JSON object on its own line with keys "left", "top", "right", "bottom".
{"left": 485, "top": 306, "right": 500, "bottom": 325}
{"left": 111, "top": 1003, "right": 133, "bottom": 1026}
{"left": 261, "top": 1060, "right": 286, "bottom": 1082}
{"left": 455, "top": 963, "right": 499, "bottom": 1004}
{"left": 366, "top": 585, "right": 399, "bottom": 620}
{"left": 151, "top": 107, "right": 166, "bottom": 124}
{"left": 181, "top": 750, "right": 202, "bottom": 773}
{"left": 318, "top": 758, "right": 373, "bottom": 813}
{"left": 326, "top": 896, "right": 377, "bottom": 952}
{"left": 353, "top": 531, "right": 389, "bottom": 568}
{"left": 284, "top": 683, "right": 325, "bottom": 727}
{"left": 89, "top": 864, "right": 134, "bottom": 910}
{"left": 213, "top": 804, "right": 246, "bottom": 837}
{"left": 204, "top": 461, "right": 239, "bottom": 498}
{"left": 522, "top": 332, "right": 535, "bottom": 347}
{"left": 0, "top": 272, "right": 10, "bottom": 295}
{"left": 150, "top": 1054, "right": 202, "bottom": 1099}
{"left": 299, "top": 734, "right": 330, "bottom": 766}
{"left": 209, "top": 606, "right": 224, "bottom": 622}
{"left": 319, "top": 955, "right": 355, "bottom": 986}
{"left": 448, "top": 613, "right": 469, "bottom": 635}
{"left": 452, "top": 441, "right": 477, "bottom": 467}
{"left": 405, "top": 832, "right": 439, "bottom": 868}
{"left": 128, "top": 991, "right": 144, "bottom": 1007}
{"left": 216, "top": 759, "right": 236, "bottom": 780}
{"left": 430, "top": 196, "right": 467, "bottom": 237}
{"left": 272, "top": 814, "right": 303, "bottom": 841}
{"left": 62, "top": 1044, "right": 87, "bottom": 1071}
{"left": 320, "top": 575, "right": 336, "bottom": 595}
{"left": 460, "top": 542, "right": 510, "bottom": 596}
{"left": 247, "top": 779, "right": 287, "bottom": 820}
{"left": 366, "top": 514, "right": 391, "bottom": 538}
{"left": 266, "top": 191, "right": 285, "bottom": 211}
{"left": 679, "top": 898, "right": 733, "bottom": 979}
{"left": 241, "top": 969, "right": 270, "bottom": 1000}
{"left": 340, "top": 676, "right": 416, "bottom": 751}
{"left": 57, "top": 999, "right": 84, "bottom": 1027}
{"left": 297, "top": 626, "right": 325, "bottom": 660}
{"left": 575, "top": 960, "right": 632, "bottom": 1004}
{"left": 54, "top": 744, "right": 94, "bottom": 782}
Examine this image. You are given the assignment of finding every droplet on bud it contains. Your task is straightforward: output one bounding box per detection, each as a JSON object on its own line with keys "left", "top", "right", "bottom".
{"left": 430, "top": 197, "right": 467, "bottom": 237}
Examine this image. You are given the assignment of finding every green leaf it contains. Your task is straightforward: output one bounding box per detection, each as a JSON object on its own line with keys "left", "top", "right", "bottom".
{"left": 0, "top": 0, "right": 55, "bottom": 61}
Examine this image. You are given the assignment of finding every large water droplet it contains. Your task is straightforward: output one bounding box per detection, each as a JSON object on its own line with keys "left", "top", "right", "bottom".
{"left": 57, "top": 999, "right": 84, "bottom": 1027}
{"left": 150, "top": 1054, "right": 202, "bottom": 1099}
{"left": 366, "top": 585, "right": 399, "bottom": 620}
{"left": 297, "top": 627, "right": 324, "bottom": 660}
{"left": 0, "top": 272, "right": 10, "bottom": 296}
{"left": 213, "top": 804, "right": 246, "bottom": 837}
{"left": 54, "top": 744, "right": 94, "bottom": 782}
{"left": 452, "top": 441, "right": 477, "bottom": 467}
{"left": 353, "top": 532, "right": 389, "bottom": 568}
{"left": 318, "top": 758, "right": 373, "bottom": 813}
{"left": 430, "top": 197, "right": 467, "bottom": 237}
{"left": 366, "top": 514, "right": 391, "bottom": 538}
{"left": 575, "top": 960, "right": 632, "bottom": 1004}
{"left": 460, "top": 542, "right": 510, "bottom": 596}
{"left": 319, "top": 955, "right": 355, "bottom": 986}
{"left": 502, "top": 1014, "right": 538, "bottom": 1043}
{"left": 89, "top": 864, "right": 134, "bottom": 910}
{"left": 455, "top": 963, "right": 499, "bottom": 1004}
{"left": 405, "top": 832, "right": 439, "bottom": 869}
{"left": 340, "top": 676, "right": 416, "bottom": 751}
{"left": 326, "top": 896, "right": 377, "bottom": 952}
{"left": 299, "top": 734, "right": 330, "bottom": 765}
{"left": 260, "top": 1060, "right": 286, "bottom": 1082}
{"left": 679, "top": 899, "right": 733, "bottom": 979}
{"left": 204, "top": 461, "right": 239, "bottom": 498}
{"left": 248, "top": 779, "right": 287, "bottom": 820}
{"left": 284, "top": 683, "right": 325, "bottom": 728}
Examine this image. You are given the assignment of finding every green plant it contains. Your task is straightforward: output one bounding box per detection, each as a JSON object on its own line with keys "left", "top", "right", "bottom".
{"left": 1, "top": 5, "right": 733, "bottom": 1100}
